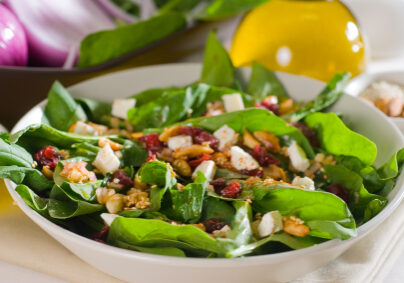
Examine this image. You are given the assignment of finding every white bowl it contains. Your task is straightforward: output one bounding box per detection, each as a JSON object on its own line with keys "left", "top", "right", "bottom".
{"left": 344, "top": 70, "right": 404, "bottom": 133}
{"left": 6, "top": 64, "right": 404, "bottom": 283}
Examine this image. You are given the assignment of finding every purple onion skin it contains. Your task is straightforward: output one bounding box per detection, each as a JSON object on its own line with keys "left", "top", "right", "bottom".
{"left": 0, "top": 3, "right": 28, "bottom": 66}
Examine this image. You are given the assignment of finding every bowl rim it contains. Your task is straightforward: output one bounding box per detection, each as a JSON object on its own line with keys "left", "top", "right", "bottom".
{"left": 6, "top": 63, "right": 404, "bottom": 265}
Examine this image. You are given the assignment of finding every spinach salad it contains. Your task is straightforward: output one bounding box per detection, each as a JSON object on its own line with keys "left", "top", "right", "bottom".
{"left": 1, "top": 32, "right": 403, "bottom": 258}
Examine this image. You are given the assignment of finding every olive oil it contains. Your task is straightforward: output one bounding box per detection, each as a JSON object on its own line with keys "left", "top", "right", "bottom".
{"left": 230, "top": 0, "right": 367, "bottom": 82}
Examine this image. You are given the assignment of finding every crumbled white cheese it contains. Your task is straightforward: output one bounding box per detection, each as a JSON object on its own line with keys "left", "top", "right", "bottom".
{"left": 230, "top": 146, "right": 259, "bottom": 171}
{"left": 212, "top": 225, "right": 231, "bottom": 238}
{"left": 93, "top": 143, "right": 120, "bottom": 175}
{"left": 292, "top": 176, "right": 315, "bottom": 191}
{"left": 73, "top": 121, "right": 98, "bottom": 136}
{"left": 287, "top": 141, "right": 310, "bottom": 172}
{"left": 100, "top": 213, "right": 119, "bottom": 226}
{"left": 167, "top": 135, "right": 192, "bottom": 151}
{"left": 360, "top": 81, "right": 404, "bottom": 103}
{"left": 213, "top": 125, "right": 239, "bottom": 150}
{"left": 192, "top": 160, "right": 216, "bottom": 182}
{"left": 111, "top": 98, "right": 136, "bottom": 119}
{"left": 222, "top": 93, "right": 245, "bottom": 112}
{"left": 258, "top": 211, "right": 283, "bottom": 238}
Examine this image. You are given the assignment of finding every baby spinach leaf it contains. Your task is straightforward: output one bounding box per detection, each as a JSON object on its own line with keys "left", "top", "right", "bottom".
{"left": 15, "top": 185, "right": 48, "bottom": 216}
{"left": 77, "top": 12, "right": 187, "bottom": 68}
{"left": 247, "top": 62, "right": 289, "bottom": 102}
{"left": 75, "top": 97, "right": 112, "bottom": 124}
{"left": 289, "top": 73, "right": 351, "bottom": 122}
{"left": 252, "top": 187, "right": 357, "bottom": 240}
{"left": 44, "top": 81, "right": 87, "bottom": 131}
{"left": 130, "top": 87, "right": 183, "bottom": 106}
{"left": 140, "top": 161, "right": 177, "bottom": 211}
{"left": 229, "top": 233, "right": 323, "bottom": 257}
{"left": 184, "top": 108, "right": 314, "bottom": 158}
{"left": 305, "top": 112, "right": 377, "bottom": 166}
{"left": 162, "top": 172, "right": 207, "bottom": 223}
{"left": 121, "top": 143, "right": 148, "bottom": 167}
{"left": 9, "top": 124, "right": 112, "bottom": 153}
{"left": 48, "top": 184, "right": 103, "bottom": 219}
{"left": 324, "top": 164, "right": 387, "bottom": 222}
{"left": 201, "top": 31, "right": 235, "bottom": 88}
{"left": 159, "top": 0, "right": 202, "bottom": 13}
{"left": 108, "top": 217, "right": 221, "bottom": 255}
{"left": 0, "top": 166, "right": 53, "bottom": 192}
{"left": 0, "top": 138, "right": 34, "bottom": 168}
{"left": 196, "top": 0, "right": 269, "bottom": 20}
{"left": 201, "top": 196, "right": 236, "bottom": 224}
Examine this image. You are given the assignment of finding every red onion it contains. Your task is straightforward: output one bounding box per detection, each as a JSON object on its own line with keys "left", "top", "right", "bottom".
{"left": 4, "top": 0, "right": 116, "bottom": 67}
{"left": 0, "top": 3, "right": 28, "bottom": 66}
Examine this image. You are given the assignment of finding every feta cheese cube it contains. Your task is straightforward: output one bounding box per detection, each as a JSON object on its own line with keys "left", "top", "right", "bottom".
{"left": 222, "top": 93, "right": 245, "bottom": 112}
{"left": 111, "top": 98, "right": 136, "bottom": 120}
{"left": 230, "top": 146, "right": 259, "bottom": 171}
{"left": 168, "top": 135, "right": 192, "bottom": 151}
{"left": 292, "top": 176, "right": 315, "bottom": 191}
{"left": 93, "top": 143, "right": 120, "bottom": 175}
{"left": 287, "top": 141, "right": 310, "bottom": 172}
{"left": 100, "top": 213, "right": 119, "bottom": 226}
{"left": 258, "top": 211, "right": 283, "bottom": 238}
{"left": 213, "top": 125, "right": 239, "bottom": 150}
{"left": 192, "top": 160, "right": 216, "bottom": 182}
{"left": 73, "top": 121, "right": 98, "bottom": 136}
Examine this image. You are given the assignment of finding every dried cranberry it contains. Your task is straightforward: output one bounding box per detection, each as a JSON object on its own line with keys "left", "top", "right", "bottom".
{"left": 34, "top": 145, "right": 60, "bottom": 170}
{"left": 179, "top": 126, "right": 219, "bottom": 149}
{"left": 189, "top": 153, "right": 212, "bottom": 167}
{"left": 240, "top": 168, "right": 264, "bottom": 178}
{"left": 221, "top": 180, "right": 242, "bottom": 198}
{"left": 146, "top": 155, "right": 157, "bottom": 162}
{"left": 138, "top": 133, "right": 163, "bottom": 156}
{"left": 111, "top": 169, "right": 133, "bottom": 187}
{"left": 326, "top": 184, "right": 349, "bottom": 203}
{"left": 92, "top": 226, "right": 109, "bottom": 243}
{"left": 252, "top": 145, "right": 279, "bottom": 166}
{"left": 256, "top": 99, "right": 279, "bottom": 114}
{"left": 210, "top": 178, "right": 227, "bottom": 194}
{"left": 202, "top": 218, "right": 227, "bottom": 233}
{"left": 291, "top": 122, "right": 319, "bottom": 147}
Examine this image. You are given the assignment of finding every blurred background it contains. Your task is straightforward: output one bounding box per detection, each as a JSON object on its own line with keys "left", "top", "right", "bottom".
{"left": 1, "top": 0, "right": 404, "bottom": 128}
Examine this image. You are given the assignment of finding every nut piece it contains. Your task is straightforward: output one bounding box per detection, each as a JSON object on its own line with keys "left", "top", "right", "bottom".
{"left": 60, "top": 161, "right": 97, "bottom": 183}
{"left": 283, "top": 216, "right": 310, "bottom": 237}
{"left": 388, "top": 97, "right": 403, "bottom": 117}
{"left": 96, "top": 187, "right": 115, "bottom": 204}
{"left": 41, "top": 166, "right": 54, "bottom": 179}
{"left": 243, "top": 129, "right": 260, "bottom": 149}
{"left": 172, "top": 145, "right": 214, "bottom": 159}
{"left": 211, "top": 152, "right": 233, "bottom": 170}
{"left": 263, "top": 164, "right": 287, "bottom": 181}
{"left": 98, "top": 138, "right": 122, "bottom": 151}
{"left": 172, "top": 159, "right": 192, "bottom": 177}
{"left": 106, "top": 194, "right": 125, "bottom": 214}
{"left": 159, "top": 125, "right": 182, "bottom": 142}
{"left": 375, "top": 98, "right": 390, "bottom": 114}
{"left": 253, "top": 131, "right": 281, "bottom": 152}
{"left": 278, "top": 98, "right": 294, "bottom": 116}
{"left": 124, "top": 188, "right": 150, "bottom": 209}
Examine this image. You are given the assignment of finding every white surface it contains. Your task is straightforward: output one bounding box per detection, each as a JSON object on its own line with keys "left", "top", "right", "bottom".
{"left": 0, "top": 260, "right": 66, "bottom": 283}
{"left": 6, "top": 63, "right": 404, "bottom": 283}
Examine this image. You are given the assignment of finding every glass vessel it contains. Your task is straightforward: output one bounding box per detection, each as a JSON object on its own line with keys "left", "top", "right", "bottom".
{"left": 230, "top": 0, "right": 368, "bottom": 82}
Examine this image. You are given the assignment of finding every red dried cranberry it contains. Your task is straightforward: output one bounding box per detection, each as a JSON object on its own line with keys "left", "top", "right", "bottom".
{"left": 34, "top": 145, "right": 60, "bottom": 170}
{"left": 138, "top": 133, "right": 163, "bottom": 156}
{"left": 179, "top": 126, "right": 219, "bottom": 149}
{"left": 202, "top": 218, "right": 227, "bottom": 233}
{"left": 210, "top": 178, "right": 227, "bottom": 194}
{"left": 291, "top": 122, "right": 319, "bottom": 147}
{"left": 146, "top": 155, "right": 157, "bottom": 162}
{"left": 92, "top": 226, "right": 109, "bottom": 243}
{"left": 221, "top": 180, "right": 242, "bottom": 198}
{"left": 256, "top": 100, "right": 279, "bottom": 115}
{"left": 189, "top": 153, "right": 212, "bottom": 167}
{"left": 326, "top": 184, "right": 349, "bottom": 203}
{"left": 240, "top": 168, "right": 264, "bottom": 178}
{"left": 252, "top": 145, "right": 279, "bottom": 166}
{"left": 111, "top": 169, "right": 133, "bottom": 187}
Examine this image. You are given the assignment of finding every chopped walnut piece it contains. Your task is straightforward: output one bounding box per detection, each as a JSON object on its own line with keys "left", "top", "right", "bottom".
{"left": 263, "top": 164, "right": 287, "bottom": 181}
{"left": 98, "top": 138, "right": 122, "bottom": 151}
{"left": 253, "top": 131, "right": 281, "bottom": 152}
{"left": 124, "top": 188, "right": 151, "bottom": 209}
{"left": 172, "top": 145, "right": 214, "bottom": 159}
{"left": 211, "top": 152, "right": 233, "bottom": 170}
{"left": 159, "top": 125, "right": 182, "bottom": 142}
{"left": 243, "top": 129, "right": 260, "bottom": 149}
{"left": 172, "top": 159, "right": 192, "bottom": 177}
{"left": 278, "top": 98, "right": 294, "bottom": 115}
{"left": 60, "top": 161, "right": 96, "bottom": 183}
{"left": 283, "top": 216, "right": 310, "bottom": 237}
